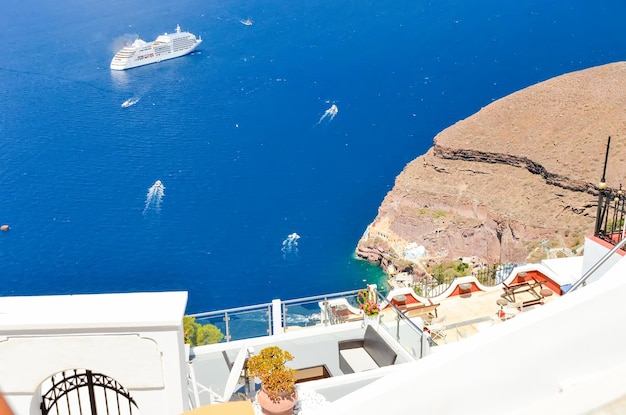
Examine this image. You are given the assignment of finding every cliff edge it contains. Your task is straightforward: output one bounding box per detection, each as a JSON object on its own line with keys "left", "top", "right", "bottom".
{"left": 357, "top": 62, "right": 626, "bottom": 274}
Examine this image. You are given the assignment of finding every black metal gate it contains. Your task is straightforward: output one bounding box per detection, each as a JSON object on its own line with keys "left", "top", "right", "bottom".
{"left": 40, "top": 369, "right": 138, "bottom": 415}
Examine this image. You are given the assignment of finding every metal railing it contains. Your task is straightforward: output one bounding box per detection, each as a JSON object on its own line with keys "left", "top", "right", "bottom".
{"left": 569, "top": 237, "right": 626, "bottom": 293}
{"left": 472, "top": 263, "right": 515, "bottom": 285}
{"left": 189, "top": 272, "right": 523, "bottom": 344}
{"left": 374, "top": 290, "right": 435, "bottom": 354}
{"left": 190, "top": 303, "right": 273, "bottom": 342}
{"left": 410, "top": 263, "right": 513, "bottom": 298}
{"left": 282, "top": 289, "right": 363, "bottom": 329}
{"left": 594, "top": 185, "right": 626, "bottom": 247}
{"left": 188, "top": 290, "right": 365, "bottom": 342}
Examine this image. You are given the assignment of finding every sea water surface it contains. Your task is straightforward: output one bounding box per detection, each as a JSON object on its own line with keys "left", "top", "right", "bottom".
{"left": 1, "top": 1, "right": 624, "bottom": 313}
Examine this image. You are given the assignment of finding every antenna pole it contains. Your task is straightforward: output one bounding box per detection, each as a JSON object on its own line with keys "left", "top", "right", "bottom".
{"left": 601, "top": 136, "right": 611, "bottom": 185}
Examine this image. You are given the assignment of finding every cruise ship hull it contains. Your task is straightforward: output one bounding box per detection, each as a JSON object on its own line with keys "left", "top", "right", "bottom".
{"left": 110, "top": 25, "right": 202, "bottom": 71}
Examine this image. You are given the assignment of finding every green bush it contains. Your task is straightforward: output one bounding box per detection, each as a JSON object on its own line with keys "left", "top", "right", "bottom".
{"left": 184, "top": 316, "right": 224, "bottom": 346}
{"left": 429, "top": 260, "right": 470, "bottom": 285}
{"left": 196, "top": 324, "right": 225, "bottom": 345}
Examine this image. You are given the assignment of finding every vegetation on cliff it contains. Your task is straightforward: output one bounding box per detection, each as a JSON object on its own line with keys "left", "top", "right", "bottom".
{"left": 357, "top": 62, "right": 626, "bottom": 277}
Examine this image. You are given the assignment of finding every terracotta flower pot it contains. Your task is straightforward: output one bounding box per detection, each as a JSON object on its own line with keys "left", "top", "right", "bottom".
{"left": 256, "top": 387, "right": 298, "bottom": 415}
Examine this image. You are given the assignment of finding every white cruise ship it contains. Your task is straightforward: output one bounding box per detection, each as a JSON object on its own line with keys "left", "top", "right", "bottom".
{"left": 110, "top": 25, "right": 202, "bottom": 70}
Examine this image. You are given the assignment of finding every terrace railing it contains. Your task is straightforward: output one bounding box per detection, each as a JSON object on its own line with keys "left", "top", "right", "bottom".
{"left": 411, "top": 263, "right": 513, "bottom": 298}
{"left": 472, "top": 263, "right": 515, "bottom": 285}
{"left": 187, "top": 290, "right": 433, "bottom": 377}
{"left": 569, "top": 236, "right": 626, "bottom": 292}
{"left": 594, "top": 185, "right": 626, "bottom": 247}
{"left": 374, "top": 290, "right": 435, "bottom": 354}
{"left": 189, "top": 287, "right": 438, "bottom": 358}
{"left": 282, "top": 289, "right": 363, "bottom": 329}
{"left": 189, "top": 303, "right": 274, "bottom": 342}
{"left": 188, "top": 290, "right": 365, "bottom": 343}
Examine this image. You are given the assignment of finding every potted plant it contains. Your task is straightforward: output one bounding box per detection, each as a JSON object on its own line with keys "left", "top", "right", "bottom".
{"left": 247, "top": 346, "right": 298, "bottom": 415}
{"left": 357, "top": 287, "right": 380, "bottom": 328}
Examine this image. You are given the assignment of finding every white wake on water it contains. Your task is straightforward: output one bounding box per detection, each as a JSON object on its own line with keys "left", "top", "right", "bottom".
{"left": 121, "top": 96, "right": 140, "bottom": 108}
{"left": 143, "top": 180, "right": 165, "bottom": 214}
{"left": 281, "top": 232, "right": 300, "bottom": 256}
{"left": 316, "top": 104, "right": 338, "bottom": 125}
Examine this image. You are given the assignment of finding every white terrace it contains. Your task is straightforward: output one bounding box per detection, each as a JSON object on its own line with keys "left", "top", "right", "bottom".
{"left": 1, "top": 235, "right": 626, "bottom": 414}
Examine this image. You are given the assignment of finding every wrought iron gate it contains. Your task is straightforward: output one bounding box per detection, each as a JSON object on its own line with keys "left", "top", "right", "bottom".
{"left": 41, "top": 369, "right": 138, "bottom": 415}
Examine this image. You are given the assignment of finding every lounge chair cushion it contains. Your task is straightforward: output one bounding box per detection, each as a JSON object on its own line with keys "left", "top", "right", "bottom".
{"left": 339, "top": 347, "right": 380, "bottom": 372}
{"left": 338, "top": 326, "right": 397, "bottom": 373}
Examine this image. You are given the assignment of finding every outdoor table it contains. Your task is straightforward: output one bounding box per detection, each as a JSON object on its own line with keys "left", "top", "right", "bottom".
{"left": 392, "top": 294, "right": 407, "bottom": 306}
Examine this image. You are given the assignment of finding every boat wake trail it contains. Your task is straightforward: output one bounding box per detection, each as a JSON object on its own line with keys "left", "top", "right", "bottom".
{"left": 286, "top": 313, "right": 321, "bottom": 325}
{"left": 143, "top": 180, "right": 165, "bottom": 214}
{"left": 316, "top": 104, "right": 338, "bottom": 125}
{"left": 281, "top": 232, "right": 300, "bottom": 257}
{"left": 121, "top": 97, "right": 140, "bottom": 108}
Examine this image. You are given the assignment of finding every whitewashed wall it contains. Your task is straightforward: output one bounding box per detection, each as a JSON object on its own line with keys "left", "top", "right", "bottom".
{"left": 0, "top": 291, "right": 188, "bottom": 415}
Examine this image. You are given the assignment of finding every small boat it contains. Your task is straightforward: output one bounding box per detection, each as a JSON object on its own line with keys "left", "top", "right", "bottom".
{"left": 121, "top": 97, "right": 140, "bottom": 108}
{"left": 240, "top": 19, "right": 253, "bottom": 26}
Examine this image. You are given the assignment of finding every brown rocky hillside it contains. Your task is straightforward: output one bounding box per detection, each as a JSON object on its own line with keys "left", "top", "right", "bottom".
{"left": 356, "top": 62, "right": 626, "bottom": 274}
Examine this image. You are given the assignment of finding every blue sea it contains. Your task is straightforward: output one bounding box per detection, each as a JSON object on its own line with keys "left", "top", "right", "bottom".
{"left": 1, "top": 1, "right": 624, "bottom": 313}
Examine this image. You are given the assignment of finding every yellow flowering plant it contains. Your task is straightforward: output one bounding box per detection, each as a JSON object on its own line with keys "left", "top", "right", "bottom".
{"left": 247, "top": 346, "right": 296, "bottom": 402}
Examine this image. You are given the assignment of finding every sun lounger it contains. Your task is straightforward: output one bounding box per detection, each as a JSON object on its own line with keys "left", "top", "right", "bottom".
{"left": 397, "top": 300, "right": 439, "bottom": 322}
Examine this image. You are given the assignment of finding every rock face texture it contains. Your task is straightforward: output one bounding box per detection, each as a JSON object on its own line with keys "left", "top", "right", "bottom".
{"left": 357, "top": 62, "right": 626, "bottom": 273}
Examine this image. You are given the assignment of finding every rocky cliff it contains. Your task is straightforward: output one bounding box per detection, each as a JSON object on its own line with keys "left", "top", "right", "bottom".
{"left": 357, "top": 62, "right": 626, "bottom": 274}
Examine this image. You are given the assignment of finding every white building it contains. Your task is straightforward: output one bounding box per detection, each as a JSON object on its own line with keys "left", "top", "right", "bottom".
{"left": 0, "top": 291, "right": 188, "bottom": 415}
{"left": 2, "top": 237, "right": 626, "bottom": 414}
